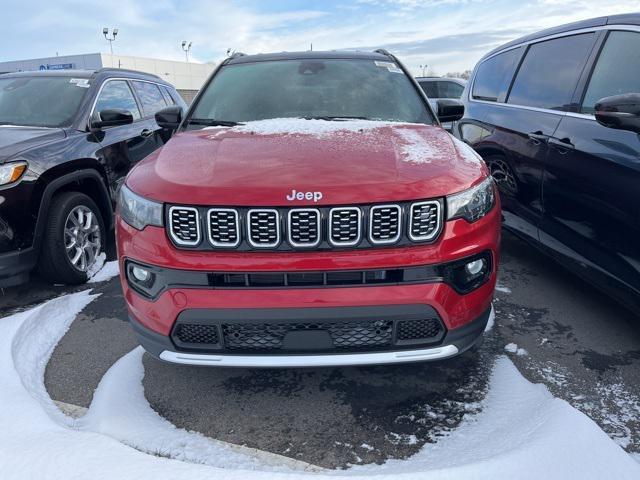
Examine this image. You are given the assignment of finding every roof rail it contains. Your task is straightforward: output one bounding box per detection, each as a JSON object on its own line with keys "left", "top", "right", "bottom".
{"left": 95, "top": 67, "right": 162, "bottom": 80}
{"left": 374, "top": 48, "right": 393, "bottom": 57}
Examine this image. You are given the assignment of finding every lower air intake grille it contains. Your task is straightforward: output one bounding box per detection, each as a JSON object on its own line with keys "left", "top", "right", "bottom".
{"left": 175, "top": 324, "right": 219, "bottom": 344}
{"left": 221, "top": 320, "right": 394, "bottom": 351}
{"left": 396, "top": 318, "right": 442, "bottom": 341}
{"left": 169, "top": 207, "right": 200, "bottom": 246}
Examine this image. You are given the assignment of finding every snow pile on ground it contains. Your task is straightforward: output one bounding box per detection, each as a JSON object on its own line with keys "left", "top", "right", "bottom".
{"left": 206, "top": 118, "right": 419, "bottom": 138}
{"left": 395, "top": 128, "right": 439, "bottom": 164}
{"left": 1, "top": 292, "right": 639, "bottom": 479}
{"left": 88, "top": 256, "right": 120, "bottom": 283}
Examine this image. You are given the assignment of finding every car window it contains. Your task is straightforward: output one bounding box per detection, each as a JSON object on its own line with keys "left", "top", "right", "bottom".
{"left": 160, "top": 86, "right": 174, "bottom": 105}
{"left": 472, "top": 48, "right": 521, "bottom": 102}
{"left": 418, "top": 81, "right": 438, "bottom": 98}
{"left": 438, "top": 81, "right": 464, "bottom": 99}
{"left": 94, "top": 80, "right": 141, "bottom": 120}
{"left": 508, "top": 33, "right": 595, "bottom": 110}
{"left": 581, "top": 31, "right": 640, "bottom": 114}
{"left": 0, "top": 76, "right": 89, "bottom": 128}
{"left": 132, "top": 81, "right": 167, "bottom": 116}
{"left": 191, "top": 58, "right": 434, "bottom": 124}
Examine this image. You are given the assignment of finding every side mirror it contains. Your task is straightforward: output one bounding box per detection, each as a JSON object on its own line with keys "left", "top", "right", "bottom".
{"left": 436, "top": 99, "right": 464, "bottom": 123}
{"left": 90, "top": 109, "right": 133, "bottom": 130}
{"left": 595, "top": 93, "right": 640, "bottom": 134}
{"left": 155, "top": 105, "right": 183, "bottom": 131}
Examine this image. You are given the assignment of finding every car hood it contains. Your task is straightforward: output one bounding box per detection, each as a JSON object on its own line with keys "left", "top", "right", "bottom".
{"left": 127, "top": 119, "right": 487, "bottom": 206}
{"left": 0, "top": 126, "right": 66, "bottom": 162}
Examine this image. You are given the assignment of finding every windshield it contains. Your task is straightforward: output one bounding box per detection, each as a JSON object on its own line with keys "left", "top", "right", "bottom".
{"left": 0, "top": 76, "right": 89, "bottom": 128}
{"left": 189, "top": 58, "right": 434, "bottom": 125}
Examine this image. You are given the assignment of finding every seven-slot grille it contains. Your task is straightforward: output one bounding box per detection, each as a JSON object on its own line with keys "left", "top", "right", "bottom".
{"left": 369, "top": 205, "right": 401, "bottom": 244}
{"left": 169, "top": 206, "right": 200, "bottom": 246}
{"left": 166, "top": 200, "right": 442, "bottom": 250}
{"left": 247, "top": 209, "right": 280, "bottom": 247}
{"left": 288, "top": 209, "right": 321, "bottom": 247}
{"left": 207, "top": 209, "right": 240, "bottom": 247}
{"left": 409, "top": 201, "right": 441, "bottom": 241}
{"left": 329, "top": 208, "right": 361, "bottom": 246}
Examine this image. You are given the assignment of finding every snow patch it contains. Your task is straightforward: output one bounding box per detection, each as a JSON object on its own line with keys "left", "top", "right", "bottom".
{"left": 496, "top": 284, "right": 512, "bottom": 294}
{"left": 395, "top": 128, "right": 439, "bottom": 164}
{"left": 87, "top": 258, "right": 120, "bottom": 283}
{"left": 484, "top": 305, "right": 496, "bottom": 332}
{"left": 1, "top": 293, "right": 639, "bottom": 479}
{"left": 504, "top": 343, "right": 528, "bottom": 356}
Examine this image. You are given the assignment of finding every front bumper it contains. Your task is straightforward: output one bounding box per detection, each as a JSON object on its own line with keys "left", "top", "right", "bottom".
{"left": 130, "top": 305, "right": 492, "bottom": 367}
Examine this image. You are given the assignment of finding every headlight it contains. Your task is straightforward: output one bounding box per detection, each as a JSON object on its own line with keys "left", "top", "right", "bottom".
{"left": 446, "top": 176, "right": 495, "bottom": 222}
{"left": 0, "top": 161, "right": 27, "bottom": 187}
{"left": 118, "top": 184, "right": 163, "bottom": 230}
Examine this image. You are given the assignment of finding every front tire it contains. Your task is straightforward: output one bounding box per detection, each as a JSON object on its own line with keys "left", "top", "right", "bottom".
{"left": 38, "top": 191, "right": 105, "bottom": 285}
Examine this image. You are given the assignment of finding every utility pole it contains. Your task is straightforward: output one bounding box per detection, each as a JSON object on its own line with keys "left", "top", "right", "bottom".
{"left": 182, "top": 41, "right": 193, "bottom": 62}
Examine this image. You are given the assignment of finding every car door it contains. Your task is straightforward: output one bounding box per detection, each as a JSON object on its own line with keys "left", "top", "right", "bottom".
{"left": 476, "top": 34, "right": 597, "bottom": 242}
{"left": 92, "top": 78, "right": 153, "bottom": 195}
{"left": 540, "top": 29, "right": 640, "bottom": 302}
{"left": 130, "top": 80, "right": 171, "bottom": 152}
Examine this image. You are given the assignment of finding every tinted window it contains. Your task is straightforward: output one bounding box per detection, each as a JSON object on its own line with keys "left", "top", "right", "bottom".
{"left": 192, "top": 59, "right": 434, "bottom": 124}
{"left": 132, "top": 81, "right": 167, "bottom": 116}
{"left": 582, "top": 31, "right": 640, "bottom": 113}
{"left": 472, "top": 48, "right": 521, "bottom": 101}
{"left": 0, "top": 76, "right": 88, "bottom": 127}
{"left": 508, "top": 34, "right": 595, "bottom": 110}
{"left": 160, "top": 86, "right": 174, "bottom": 105}
{"left": 418, "top": 81, "right": 438, "bottom": 98}
{"left": 438, "top": 81, "right": 464, "bottom": 98}
{"left": 94, "top": 80, "right": 141, "bottom": 120}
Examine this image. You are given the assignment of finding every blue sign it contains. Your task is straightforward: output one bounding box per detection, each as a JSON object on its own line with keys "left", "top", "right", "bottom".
{"left": 39, "top": 63, "right": 74, "bottom": 71}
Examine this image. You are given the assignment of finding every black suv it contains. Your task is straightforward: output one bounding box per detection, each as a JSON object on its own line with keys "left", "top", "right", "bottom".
{"left": 0, "top": 68, "right": 186, "bottom": 287}
{"left": 457, "top": 13, "right": 640, "bottom": 311}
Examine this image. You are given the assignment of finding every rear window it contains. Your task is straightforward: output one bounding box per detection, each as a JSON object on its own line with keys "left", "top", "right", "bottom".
{"left": 507, "top": 33, "right": 595, "bottom": 110}
{"left": 191, "top": 58, "right": 434, "bottom": 124}
{"left": 472, "top": 48, "right": 521, "bottom": 102}
{"left": 132, "top": 81, "right": 167, "bottom": 116}
{"left": 0, "top": 76, "right": 88, "bottom": 127}
{"left": 418, "top": 81, "right": 438, "bottom": 98}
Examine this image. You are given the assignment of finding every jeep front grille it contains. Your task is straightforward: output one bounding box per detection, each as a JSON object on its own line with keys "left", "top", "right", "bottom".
{"left": 166, "top": 200, "right": 442, "bottom": 250}
{"left": 168, "top": 206, "right": 200, "bottom": 246}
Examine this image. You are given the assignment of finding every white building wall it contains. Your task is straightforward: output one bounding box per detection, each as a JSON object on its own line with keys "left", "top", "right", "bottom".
{"left": 0, "top": 53, "right": 103, "bottom": 73}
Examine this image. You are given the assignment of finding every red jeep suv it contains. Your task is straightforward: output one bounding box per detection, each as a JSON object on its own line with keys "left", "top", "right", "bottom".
{"left": 116, "top": 50, "right": 500, "bottom": 367}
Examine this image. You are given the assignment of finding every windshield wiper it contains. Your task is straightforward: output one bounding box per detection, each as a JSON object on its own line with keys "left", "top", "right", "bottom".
{"left": 188, "top": 118, "right": 244, "bottom": 127}
{"left": 303, "top": 116, "right": 373, "bottom": 121}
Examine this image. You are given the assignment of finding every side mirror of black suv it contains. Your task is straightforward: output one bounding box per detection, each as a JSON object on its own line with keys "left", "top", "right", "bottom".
{"left": 155, "top": 105, "right": 183, "bottom": 131}
{"left": 90, "top": 108, "right": 134, "bottom": 131}
{"left": 436, "top": 99, "right": 464, "bottom": 123}
{"left": 595, "top": 93, "right": 640, "bottom": 134}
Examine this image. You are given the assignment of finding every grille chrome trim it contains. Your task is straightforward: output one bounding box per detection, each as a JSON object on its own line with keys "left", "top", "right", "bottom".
{"left": 246, "top": 209, "right": 281, "bottom": 248}
{"left": 369, "top": 204, "right": 402, "bottom": 245}
{"left": 168, "top": 206, "right": 201, "bottom": 246}
{"left": 287, "top": 208, "right": 321, "bottom": 248}
{"left": 329, "top": 207, "right": 362, "bottom": 247}
{"left": 408, "top": 201, "right": 441, "bottom": 242}
{"left": 207, "top": 208, "right": 240, "bottom": 248}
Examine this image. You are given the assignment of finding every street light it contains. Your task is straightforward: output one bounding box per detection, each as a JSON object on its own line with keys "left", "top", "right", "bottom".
{"left": 103, "top": 27, "right": 118, "bottom": 56}
{"left": 419, "top": 64, "right": 428, "bottom": 77}
{"left": 181, "top": 41, "right": 193, "bottom": 63}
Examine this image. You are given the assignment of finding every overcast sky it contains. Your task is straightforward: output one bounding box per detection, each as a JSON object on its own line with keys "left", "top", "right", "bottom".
{"left": 0, "top": 0, "right": 636, "bottom": 75}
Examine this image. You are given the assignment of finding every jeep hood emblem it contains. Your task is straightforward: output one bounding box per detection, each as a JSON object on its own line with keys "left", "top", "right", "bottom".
{"left": 286, "top": 189, "right": 323, "bottom": 202}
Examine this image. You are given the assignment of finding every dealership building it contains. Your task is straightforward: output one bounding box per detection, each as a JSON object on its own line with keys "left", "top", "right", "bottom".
{"left": 0, "top": 53, "right": 216, "bottom": 103}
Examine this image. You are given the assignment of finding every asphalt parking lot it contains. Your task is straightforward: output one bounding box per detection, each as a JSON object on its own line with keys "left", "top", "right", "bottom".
{"left": 1, "top": 230, "right": 639, "bottom": 468}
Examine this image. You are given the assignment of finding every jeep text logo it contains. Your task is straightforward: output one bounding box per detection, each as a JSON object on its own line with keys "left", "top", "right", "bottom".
{"left": 286, "top": 189, "right": 323, "bottom": 202}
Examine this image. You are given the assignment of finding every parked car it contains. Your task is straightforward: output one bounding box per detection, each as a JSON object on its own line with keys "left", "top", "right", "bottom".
{"left": 117, "top": 50, "right": 500, "bottom": 367}
{"left": 0, "top": 69, "right": 186, "bottom": 287}
{"left": 457, "top": 13, "right": 640, "bottom": 311}
{"left": 416, "top": 77, "right": 467, "bottom": 131}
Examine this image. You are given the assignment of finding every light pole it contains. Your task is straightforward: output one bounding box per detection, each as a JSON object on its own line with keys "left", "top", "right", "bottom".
{"left": 103, "top": 27, "right": 118, "bottom": 56}
{"left": 419, "top": 64, "right": 428, "bottom": 77}
{"left": 182, "top": 41, "right": 193, "bottom": 62}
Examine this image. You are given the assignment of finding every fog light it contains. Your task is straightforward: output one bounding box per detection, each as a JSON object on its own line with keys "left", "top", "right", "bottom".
{"left": 465, "top": 259, "right": 485, "bottom": 276}
{"left": 132, "top": 265, "right": 150, "bottom": 282}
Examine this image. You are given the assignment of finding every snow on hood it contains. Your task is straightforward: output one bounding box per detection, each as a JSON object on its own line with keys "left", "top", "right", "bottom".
{"left": 1, "top": 292, "right": 639, "bottom": 479}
